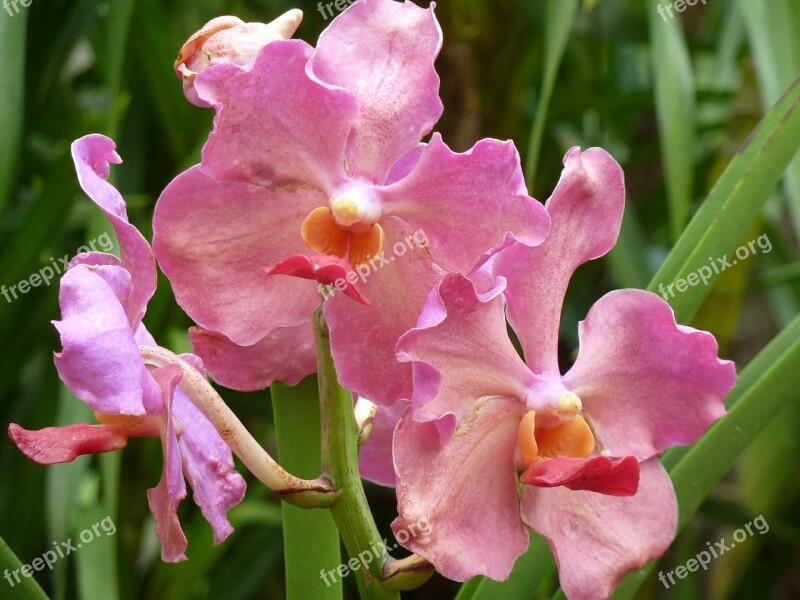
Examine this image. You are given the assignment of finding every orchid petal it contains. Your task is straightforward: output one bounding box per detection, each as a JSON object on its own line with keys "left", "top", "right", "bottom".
{"left": 521, "top": 455, "right": 640, "bottom": 496}
{"left": 8, "top": 423, "right": 128, "bottom": 465}
{"left": 358, "top": 399, "right": 408, "bottom": 487}
{"left": 267, "top": 254, "right": 370, "bottom": 305}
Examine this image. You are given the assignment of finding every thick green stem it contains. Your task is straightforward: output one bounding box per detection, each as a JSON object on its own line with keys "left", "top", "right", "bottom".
{"left": 315, "top": 311, "right": 400, "bottom": 600}
{"left": 273, "top": 379, "right": 343, "bottom": 600}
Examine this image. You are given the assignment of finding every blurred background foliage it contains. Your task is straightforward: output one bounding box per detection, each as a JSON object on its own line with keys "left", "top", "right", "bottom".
{"left": 0, "top": 0, "right": 798, "bottom": 598}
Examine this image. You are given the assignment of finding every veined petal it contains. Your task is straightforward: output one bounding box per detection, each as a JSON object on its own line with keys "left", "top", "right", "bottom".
{"left": 189, "top": 323, "right": 316, "bottom": 392}
{"left": 146, "top": 364, "right": 188, "bottom": 562}
{"left": 71, "top": 135, "right": 157, "bottom": 326}
{"left": 310, "top": 0, "right": 443, "bottom": 183}
{"left": 381, "top": 134, "right": 550, "bottom": 274}
{"left": 358, "top": 399, "right": 408, "bottom": 487}
{"left": 392, "top": 397, "right": 529, "bottom": 581}
{"left": 153, "top": 165, "right": 322, "bottom": 346}
{"left": 563, "top": 289, "right": 735, "bottom": 459}
{"left": 397, "top": 274, "right": 533, "bottom": 428}
{"left": 324, "top": 217, "right": 443, "bottom": 407}
{"left": 521, "top": 455, "right": 640, "bottom": 496}
{"left": 8, "top": 423, "right": 128, "bottom": 465}
{"left": 495, "top": 147, "right": 625, "bottom": 376}
{"left": 522, "top": 459, "right": 677, "bottom": 600}
{"left": 195, "top": 39, "right": 357, "bottom": 193}
{"left": 53, "top": 265, "right": 159, "bottom": 416}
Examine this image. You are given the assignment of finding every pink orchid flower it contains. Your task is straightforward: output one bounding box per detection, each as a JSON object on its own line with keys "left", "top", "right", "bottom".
{"left": 8, "top": 135, "right": 246, "bottom": 562}
{"left": 390, "top": 147, "right": 736, "bottom": 599}
{"left": 152, "top": 0, "right": 550, "bottom": 406}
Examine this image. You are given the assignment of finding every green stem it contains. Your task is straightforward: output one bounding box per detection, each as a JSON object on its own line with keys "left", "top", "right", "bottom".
{"left": 273, "top": 379, "right": 343, "bottom": 600}
{"left": 314, "top": 311, "right": 400, "bottom": 600}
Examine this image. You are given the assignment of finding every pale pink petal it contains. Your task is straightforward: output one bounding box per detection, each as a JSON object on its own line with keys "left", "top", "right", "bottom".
{"left": 173, "top": 388, "right": 246, "bottom": 544}
{"left": 392, "top": 397, "right": 528, "bottom": 581}
{"left": 71, "top": 135, "right": 157, "bottom": 326}
{"left": 495, "top": 147, "right": 625, "bottom": 376}
{"left": 324, "top": 217, "right": 444, "bottom": 407}
{"left": 358, "top": 399, "right": 408, "bottom": 487}
{"left": 521, "top": 455, "right": 639, "bottom": 496}
{"left": 385, "top": 144, "right": 426, "bottom": 186}
{"left": 8, "top": 423, "right": 128, "bottom": 465}
{"left": 153, "top": 165, "right": 322, "bottom": 346}
{"left": 563, "top": 289, "right": 735, "bottom": 459}
{"left": 381, "top": 134, "right": 549, "bottom": 274}
{"left": 396, "top": 274, "right": 533, "bottom": 427}
{"left": 189, "top": 323, "right": 316, "bottom": 392}
{"left": 195, "top": 39, "right": 357, "bottom": 192}
{"left": 53, "top": 265, "right": 160, "bottom": 416}
{"left": 310, "top": 0, "right": 442, "bottom": 182}
{"left": 268, "top": 254, "right": 370, "bottom": 306}
{"left": 523, "top": 459, "right": 677, "bottom": 600}
{"left": 146, "top": 365, "right": 188, "bottom": 562}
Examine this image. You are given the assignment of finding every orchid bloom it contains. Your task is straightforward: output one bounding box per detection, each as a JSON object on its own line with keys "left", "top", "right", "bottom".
{"left": 390, "top": 148, "right": 737, "bottom": 599}
{"left": 152, "top": 0, "right": 550, "bottom": 407}
{"left": 7, "top": 135, "right": 246, "bottom": 562}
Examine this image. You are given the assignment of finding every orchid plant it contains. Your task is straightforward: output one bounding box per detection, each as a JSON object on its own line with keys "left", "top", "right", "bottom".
{"left": 8, "top": 2, "right": 751, "bottom": 599}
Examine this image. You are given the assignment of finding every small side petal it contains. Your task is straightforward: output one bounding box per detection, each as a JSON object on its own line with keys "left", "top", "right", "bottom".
{"left": 268, "top": 254, "right": 370, "bottom": 305}
{"left": 563, "top": 289, "right": 736, "bottom": 459}
{"left": 521, "top": 455, "right": 639, "bottom": 496}
{"left": 392, "top": 397, "right": 529, "bottom": 581}
{"left": 495, "top": 147, "right": 624, "bottom": 376}
{"left": 189, "top": 323, "right": 316, "bottom": 392}
{"left": 8, "top": 423, "right": 127, "bottom": 465}
{"left": 310, "top": 0, "right": 443, "bottom": 182}
{"left": 523, "top": 458, "right": 677, "bottom": 600}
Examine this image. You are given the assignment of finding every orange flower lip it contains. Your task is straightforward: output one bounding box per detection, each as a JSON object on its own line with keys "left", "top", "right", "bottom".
{"left": 517, "top": 409, "right": 595, "bottom": 469}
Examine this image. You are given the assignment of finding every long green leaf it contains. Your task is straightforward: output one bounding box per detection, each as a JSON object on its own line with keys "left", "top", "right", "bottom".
{"left": 648, "top": 75, "right": 800, "bottom": 323}
{"left": 0, "top": 8, "right": 26, "bottom": 215}
{"left": 0, "top": 535, "right": 49, "bottom": 600}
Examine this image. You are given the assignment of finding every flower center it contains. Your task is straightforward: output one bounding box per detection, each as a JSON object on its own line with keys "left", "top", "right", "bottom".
{"left": 300, "top": 183, "right": 384, "bottom": 266}
{"left": 94, "top": 411, "right": 164, "bottom": 438}
{"left": 517, "top": 404, "right": 595, "bottom": 468}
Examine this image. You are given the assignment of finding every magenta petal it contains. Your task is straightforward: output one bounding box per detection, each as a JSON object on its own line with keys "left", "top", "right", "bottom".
{"left": 195, "top": 39, "right": 356, "bottom": 192}
{"left": 53, "top": 265, "right": 159, "bottom": 416}
{"left": 153, "top": 165, "right": 322, "bottom": 346}
{"left": 267, "top": 254, "right": 370, "bottom": 306}
{"left": 71, "top": 135, "right": 156, "bottom": 326}
{"left": 397, "top": 274, "right": 533, "bottom": 426}
{"left": 358, "top": 399, "right": 408, "bottom": 487}
{"left": 381, "top": 134, "right": 550, "bottom": 274}
{"left": 495, "top": 147, "right": 625, "bottom": 376}
{"left": 564, "top": 289, "right": 735, "bottom": 459}
{"left": 310, "top": 0, "right": 443, "bottom": 182}
{"left": 392, "top": 397, "right": 529, "bottom": 581}
{"left": 521, "top": 455, "right": 640, "bottom": 496}
{"left": 146, "top": 364, "right": 189, "bottom": 562}
{"left": 189, "top": 324, "right": 316, "bottom": 392}
{"left": 523, "top": 458, "right": 677, "bottom": 600}
{"left": 8, "top": 423, "right": 128, "bottom": 465}
{"left": 173, "top": 389, "right": 246, "bottom": 545}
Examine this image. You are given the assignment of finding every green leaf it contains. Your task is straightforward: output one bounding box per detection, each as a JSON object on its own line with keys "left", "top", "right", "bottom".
{"left": 0, "top": 8, "right": 26, "bottom": 215}
{"left": 648, "top": 75, "right": 800, "bottom": 323}
{"left": 0, "top": 535, "right": 49, "bottom": 600}
{"left": 648, "top": 0, "right": 696, "bottom": 241}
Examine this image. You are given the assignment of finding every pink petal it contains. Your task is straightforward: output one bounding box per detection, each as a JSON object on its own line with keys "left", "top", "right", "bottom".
{"left": 324, "top": 217, "right": 443, "bottom": 407}
{"left": 309, "top": 0, "right": 443, "bottom": 183}
{"left": 71, "top": 135, "right": 157, "bottom": 326}
{"left": 521, "top": 455, "right": 640, "bottom": 496}
{"left": 8, "top": 423, "right": 128, "bottom": 465}
{"left": 53, "top": 265, "right": 160, "bottom": 416}
{"left": 189, "top": 323, "right": 316, "bottom": 392}
{"left": 358, "top": 399, "right": 408, "bottom": 487}
{"left": 563, "top": 289, "right": 735, "bottom": 459}
{"left": 267, "top": 254, "right": 370, "bottom": 306}
{"left": 381, "top": 134, "right": 550, "bottom": 274}
{"left": 397, "top": 274, "right": 533, "bottom": 428}
{"left": 195, "top": 39, "right": 357, "bottom": 192}
{"left": 392, "top": 397, "right": 529, "bottom": 581}
{"left": 146, "top": 364, "right": 189, "bottom": 562}
{"left": 495, "top": 147, "right": 625, "bottom": 376}
{"left": 522, "top": 458, "right": 677, "bottom": 600}
{"left": 153, "top": 165, "right": 322, "bottom": 346}
{"left": 173, "top": 387, "right": 246, "bottom": 544}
